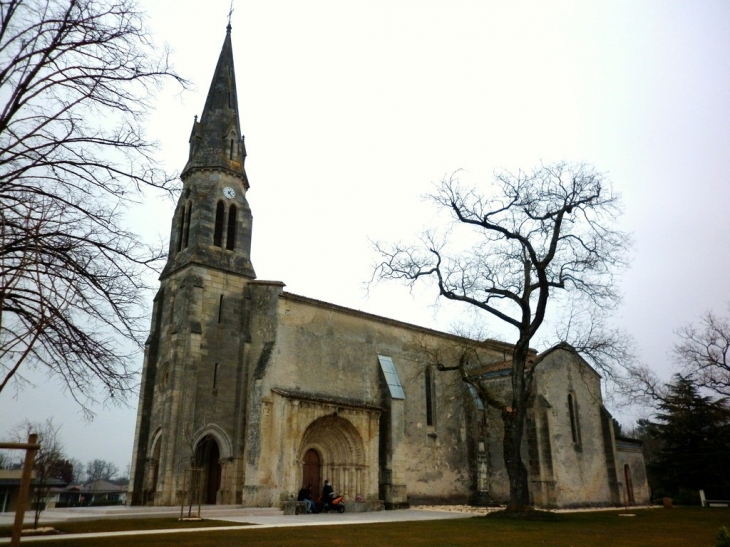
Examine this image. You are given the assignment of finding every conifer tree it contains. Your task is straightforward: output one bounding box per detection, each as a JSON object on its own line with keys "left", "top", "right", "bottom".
{"left": 646, "top": 375, "right": 730, "bottom": 500}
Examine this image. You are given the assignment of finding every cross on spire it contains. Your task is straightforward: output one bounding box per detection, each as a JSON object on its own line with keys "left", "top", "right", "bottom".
{"left": 227, "top": 1, "right": 234, "bottom": 32}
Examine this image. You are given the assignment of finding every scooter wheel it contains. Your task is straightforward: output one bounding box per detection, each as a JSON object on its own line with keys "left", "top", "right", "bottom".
{"left": 337, "top": 504, "right": 345, "bottom": 513}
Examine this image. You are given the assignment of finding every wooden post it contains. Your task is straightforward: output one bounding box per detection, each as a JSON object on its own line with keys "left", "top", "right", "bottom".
{"left": 9, "top": 434, "right": 39, "bottom": 547}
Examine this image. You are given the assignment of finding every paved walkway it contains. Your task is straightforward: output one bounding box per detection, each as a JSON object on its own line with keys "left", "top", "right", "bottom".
{"left": 0, "top": 505, "right": 474, "bottom": 544}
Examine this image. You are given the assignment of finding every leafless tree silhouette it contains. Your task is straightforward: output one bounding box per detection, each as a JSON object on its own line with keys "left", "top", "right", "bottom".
{"left": 373, "top": 162, "right": 631, "bottom": 510}
{"left": 0, "top": 0, "right": 188, "bottom": 413}
{"left": 9, "top": 418, "right": 66, "bottom": 528}
{"left": 674, "top": 306, "right": 730, "bottom": 398}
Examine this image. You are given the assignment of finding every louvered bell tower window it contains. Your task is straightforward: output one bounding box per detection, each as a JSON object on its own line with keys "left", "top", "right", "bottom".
{"left": 213, "top": 200, "right": 225, "bottom": 247}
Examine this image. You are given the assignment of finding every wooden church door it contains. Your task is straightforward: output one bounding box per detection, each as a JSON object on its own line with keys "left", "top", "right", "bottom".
{"left": 196, "top": 435, "right": 221, "bottom": 505}
{"left": 303, "top": 449, "right": 321, "bottom": 499}
{"left": 624, "top": 464, "right": 635, "bottom": 505}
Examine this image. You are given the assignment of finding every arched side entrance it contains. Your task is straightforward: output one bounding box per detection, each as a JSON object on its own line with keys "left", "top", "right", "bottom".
{"left": 299, "top": 415, "right": 366, "bottom": 500}
{"left": 624, "top": 464, "right": 635, "bottom": 505}
{"left": 195, "top": 435, "right": 221, "bottom": 505}
{"left": 145, "top": 430, "right": 162, "bottom": 504}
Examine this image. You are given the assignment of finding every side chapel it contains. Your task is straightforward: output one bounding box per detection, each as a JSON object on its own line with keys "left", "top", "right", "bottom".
{"left": 128, "top": 26, "right": 649, "bottom": 509}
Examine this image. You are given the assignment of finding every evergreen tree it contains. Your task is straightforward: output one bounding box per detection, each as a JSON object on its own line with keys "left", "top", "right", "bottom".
{"left": 647, "top": 375, "right": 730, "bottom": 501}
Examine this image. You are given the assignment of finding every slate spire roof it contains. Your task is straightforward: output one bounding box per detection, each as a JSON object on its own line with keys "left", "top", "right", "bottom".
{"left": 182, "top": 24, "right": 249, "bottom": 188}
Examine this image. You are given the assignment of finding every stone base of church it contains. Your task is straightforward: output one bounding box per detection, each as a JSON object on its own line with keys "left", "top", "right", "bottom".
{"left": 347, "top": 500, "right": 385, "bottom": 512}
{"left": 470, "top": 491, "right": 500, "bottom": 507}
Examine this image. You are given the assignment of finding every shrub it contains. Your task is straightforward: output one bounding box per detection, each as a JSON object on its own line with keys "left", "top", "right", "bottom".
{"left": 717, "top": 526, "right": 730, "bottom": 547}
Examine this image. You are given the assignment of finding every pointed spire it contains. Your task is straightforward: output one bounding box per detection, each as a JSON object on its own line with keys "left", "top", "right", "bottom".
{"left": 182, "top": 26, "right": 248, "bottom": 188}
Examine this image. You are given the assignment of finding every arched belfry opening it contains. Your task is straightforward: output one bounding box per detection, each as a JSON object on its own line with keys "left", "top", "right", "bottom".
{"left": 299, "top": 415, "right": 366, "bottom": 500}
{"left": 195, "top": 435, "right": 221, "bottom": 505}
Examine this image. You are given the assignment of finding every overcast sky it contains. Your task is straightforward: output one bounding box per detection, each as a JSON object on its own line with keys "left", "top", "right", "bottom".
{"left": 2, "top": 0, "right": 729, "bottom": 473}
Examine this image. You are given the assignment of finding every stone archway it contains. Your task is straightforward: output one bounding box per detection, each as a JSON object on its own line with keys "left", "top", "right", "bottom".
{"left": 195, "top": 435, "right": 221, "bottom": 505}
{"left": 299, "top": 415, "right": 366, "bottom": 500}
{"left": 146, "top": 430, "right": 162, "bottom": 504}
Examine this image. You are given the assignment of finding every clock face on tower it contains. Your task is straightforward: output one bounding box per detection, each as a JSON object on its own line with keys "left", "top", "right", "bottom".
{"left": 223, "top": 186, "right": 235, "bottom": 199}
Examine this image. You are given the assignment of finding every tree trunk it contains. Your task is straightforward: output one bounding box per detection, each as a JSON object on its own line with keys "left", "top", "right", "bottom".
{"left": 502, "top": 409, "right": 531, "bottom": 511}
{"left": 502, "top": 341, "right": 532, "bottom": 511}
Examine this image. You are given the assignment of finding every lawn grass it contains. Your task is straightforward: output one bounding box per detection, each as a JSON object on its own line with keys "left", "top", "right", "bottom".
{"left": 0, "top": 517, "right": 249, "bottom": 537}
{"left": 13, "top": 508, "right": 730, "bottom": 547}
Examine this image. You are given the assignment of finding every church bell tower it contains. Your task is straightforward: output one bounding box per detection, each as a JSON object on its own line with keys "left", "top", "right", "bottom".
{"left": 164, "top": 22, "right": 255, "bottom": 279}
{"left": 129, "top": 25, "right": 255, "bottom": 506}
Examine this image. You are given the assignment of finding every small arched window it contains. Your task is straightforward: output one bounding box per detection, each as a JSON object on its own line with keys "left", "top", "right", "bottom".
{"left": 213, "top": 201, "right": 225, "bottom": 247}
{"left": 183, "top": 201, "right": 192, "bottom": 249}
{"left": 226, "top": 205, "right": 237, "bottom": 250}
{"left": 568, "top": 393, "right": 580, "bottom": 445}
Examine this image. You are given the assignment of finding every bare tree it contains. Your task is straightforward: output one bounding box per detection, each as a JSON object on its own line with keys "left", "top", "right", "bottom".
{"left": 622, "top": 307, "right": 730, "bottom": 408}
{"left": 674, "top": 306, "right": 730, "bottom": 398}
{"left": 68, "top": 457, "right": 85, "bottom": 484}
{"left": 9, "top": 418, "right": 66, "bottom": 528}
{"left": 0, "top": 0, "right": 188, "bottom": 412}
{"left": 85, "top": 458, "right": 119, "bottom": 483}
{"left": 373, "top": 162, "right": 630, "bottom": 511}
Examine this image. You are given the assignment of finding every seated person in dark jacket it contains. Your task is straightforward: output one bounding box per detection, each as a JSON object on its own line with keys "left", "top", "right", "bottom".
{"left": 321, "top": 479, "right": 334, "bottom": 508}
{"left": 297, "top": 484, "right": 314, "bottom": 513}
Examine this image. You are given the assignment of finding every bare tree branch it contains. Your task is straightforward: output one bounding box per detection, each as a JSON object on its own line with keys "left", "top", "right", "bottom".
{"left": 674, "top": 305, "right": 730, "bottom": 398}
{"left": 0, "top": 0, "right": 189, "bottom": 414}
{"left": 8, "top": 417, "right": 67, "bottom": 528}
{"left": 373, "top": 162, "right": 631, "bottom": 510}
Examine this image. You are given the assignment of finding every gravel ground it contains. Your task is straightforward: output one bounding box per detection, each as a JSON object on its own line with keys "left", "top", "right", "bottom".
{"left": 412, "top": 505, "right": 499, "bottom": 515}
{"left": 412, "top": 504, "right": 656, "bottom": 515}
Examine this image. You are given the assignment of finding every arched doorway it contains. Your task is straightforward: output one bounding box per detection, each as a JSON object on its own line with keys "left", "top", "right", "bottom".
{"left": 299, "top": 415, "right": 366, "bottom": 500}
{"left": 195, "top": 435, "right": 221, "bottom": 505}
{"left": 303, "top": 449, "right": 322, "bottom": 498}
{"left": 146, "top": 434, "right": 162, "bottom": 504}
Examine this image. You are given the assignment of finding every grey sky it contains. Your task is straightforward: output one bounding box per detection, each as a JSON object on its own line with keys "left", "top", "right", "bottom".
{"left": 1, "top": 0, "right": 728, "bottom": 471}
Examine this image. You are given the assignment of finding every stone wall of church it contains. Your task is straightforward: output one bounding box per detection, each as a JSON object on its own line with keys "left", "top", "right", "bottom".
{"left": 131, "top": 264, "right": 252, "bottom": 506}
{"left": 240, "top": 286, "right": 508, "bottom": 507}
{"left": 616, "top": 442, "right": 651, "bottom": 505}
{"left": 482, "top": 349, "right": 620, "bottom": 508}
{"left": 533, "top": 350, "right": 615, "bottom": 507}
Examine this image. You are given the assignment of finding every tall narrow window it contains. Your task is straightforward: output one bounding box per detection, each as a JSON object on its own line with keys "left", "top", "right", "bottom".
{"left": 213, "top": 201, "right": 225, "bottom": 247}
{"left": 229, "top": 139, "right": 234, "bottom": 160}
{"left": 425, "top": 367, "right": 434, "bottom": 426}
{"left": 226, "top": 205, "right": 237, "bottom": 250}
{"left": 176, "top": 207, "right": 185, "bottom": 253}
{"left": 218, "top": 295, "right": 224, "bottom": 323}
{"left": 568, "top": 393, "right": 580, "bottom": 444}
{"left": 183, "top": 202, "right": 192, "bottom": 248}
{"left": 213, "top": 363, "right": 219, "bottom": 389}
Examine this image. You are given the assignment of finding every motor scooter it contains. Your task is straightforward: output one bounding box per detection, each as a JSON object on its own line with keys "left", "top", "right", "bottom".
{"left": 318, "top": 493, "right": 346, "bottom": 513}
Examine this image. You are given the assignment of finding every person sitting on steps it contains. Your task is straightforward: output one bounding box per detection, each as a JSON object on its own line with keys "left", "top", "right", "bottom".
{"left": 297, "top": 483, "right": 314, "bottom": 514}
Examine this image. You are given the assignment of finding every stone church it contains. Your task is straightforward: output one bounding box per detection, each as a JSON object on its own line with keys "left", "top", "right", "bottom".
{"left": 128, "top": 26, "right": 649, "bottom": 509}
